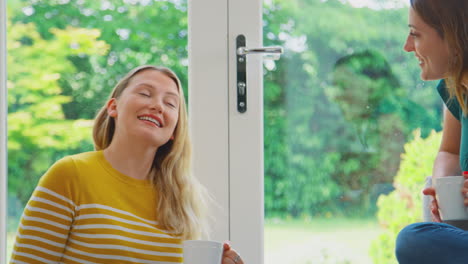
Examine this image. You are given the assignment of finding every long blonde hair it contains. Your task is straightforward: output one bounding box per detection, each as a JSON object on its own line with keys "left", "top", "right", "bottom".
{"left": 93, "top": 65, "right": 210, "bottom": 240}
{"left": 411, "top": 0, "right": 468, "bottom": 112}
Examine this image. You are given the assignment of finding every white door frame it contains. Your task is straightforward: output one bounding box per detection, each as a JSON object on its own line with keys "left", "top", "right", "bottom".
{"left": 227, "top": 0, "right": 264, "bottom": 263}
{"left": 189, "top": 0, "right": 264, "bottom": 263}
{"left": 188, "top": 0, "right": 230, "bottom": 242}
{"left": 0, "top": 0, "right": 8, "bottom": 262}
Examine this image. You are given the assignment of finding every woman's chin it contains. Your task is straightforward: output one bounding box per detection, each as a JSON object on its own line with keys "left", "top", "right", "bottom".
{"left": 419, "top": 68, "right": 447, "bottom": 81}
{"left": 419, "top": 73, "right": 429, "bottom": 81}
{"left": 420, "top": 72, "right": 439, "bottom": 81}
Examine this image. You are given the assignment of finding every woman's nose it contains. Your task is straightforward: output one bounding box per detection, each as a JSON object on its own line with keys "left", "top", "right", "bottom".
{"left": 403, "top": 35, "right": 414, "bottom": 52}
{"left": 151, "top": 100, "right": 164, "bottom": 113}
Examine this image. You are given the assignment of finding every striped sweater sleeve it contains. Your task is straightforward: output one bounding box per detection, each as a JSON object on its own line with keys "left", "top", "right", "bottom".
{"left": 10, "top": 157, "right": 78, "bottom": 263}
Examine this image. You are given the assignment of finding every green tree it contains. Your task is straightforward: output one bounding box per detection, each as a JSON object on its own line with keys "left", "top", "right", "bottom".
{"left": 262, "top": 0, "right": 441, "bottom": 217}
{"left": 7, "top": 16, "right": 109, "bottom": 207}
{"left": 11, "top": 0, "right": 188, "bottom": 119}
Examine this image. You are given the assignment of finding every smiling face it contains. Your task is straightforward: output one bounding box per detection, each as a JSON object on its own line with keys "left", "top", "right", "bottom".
{"left": 107, "top": 69, "right": 180, "bottom": 148}
{"left": 403, "top": 7, "right": 452, "bottom": 81}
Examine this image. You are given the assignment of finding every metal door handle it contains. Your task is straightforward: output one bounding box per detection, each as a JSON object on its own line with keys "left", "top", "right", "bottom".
{"left": 237, "top": 46, "right": 283, "bottom": 57}
{"left": 236, "top": 34, "right": 283, "bottom": 113}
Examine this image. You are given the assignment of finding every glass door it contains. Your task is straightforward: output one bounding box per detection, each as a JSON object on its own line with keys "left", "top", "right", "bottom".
{"left": 220, "top": 0, "right": 444, "bottom": 263}
{"left": 4, "top": 0, "right": 190, "bottom": 262}
{"left": 260, "top": 0, "right": 442, "bottom": 263}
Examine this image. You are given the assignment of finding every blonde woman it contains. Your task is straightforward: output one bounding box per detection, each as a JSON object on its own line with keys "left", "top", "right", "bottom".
{"left": 10, "top": 65, "right": 243, "bottom": 264}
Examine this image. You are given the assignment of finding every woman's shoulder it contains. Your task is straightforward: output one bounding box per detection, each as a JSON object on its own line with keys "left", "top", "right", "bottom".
{"left": 50, "top": 150, "right": 100, "bottom": 169}
{"left": 40, "top": 151, "right": 101, "bottom": 183}
{"left": 67, "top": 150, "right": 102, "bottom": 163}
{"left": 436, "top": 79, "right": 462, "bottom": 121}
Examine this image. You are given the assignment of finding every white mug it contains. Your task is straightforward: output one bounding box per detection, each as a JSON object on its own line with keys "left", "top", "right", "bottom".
{"left": 183, "top": 240, "right": 223, "bottom": 264}
{"left": 434, "top": 176, "right": 468, "bottom": 221}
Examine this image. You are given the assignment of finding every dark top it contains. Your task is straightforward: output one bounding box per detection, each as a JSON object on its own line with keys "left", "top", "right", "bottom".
{"left": 437, "top": 80, "right": 468, "bottom": 171}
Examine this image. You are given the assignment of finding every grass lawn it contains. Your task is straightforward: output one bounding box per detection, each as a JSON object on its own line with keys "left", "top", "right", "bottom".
{"left": 264, "top": 218, "right": 383, "bottom": 264}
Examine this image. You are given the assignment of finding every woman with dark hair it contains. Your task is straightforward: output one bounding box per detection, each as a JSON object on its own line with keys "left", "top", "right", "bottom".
{"left": 395, "top": 0, "right": 468, "bottom": 263}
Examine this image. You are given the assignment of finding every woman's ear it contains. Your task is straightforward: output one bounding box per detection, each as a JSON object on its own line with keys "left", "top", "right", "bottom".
{"left": 107, "top": 98, "right": 118, "bottom": 118}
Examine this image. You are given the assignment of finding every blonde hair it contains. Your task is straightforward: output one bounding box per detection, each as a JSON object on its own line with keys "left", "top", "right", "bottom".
{"left": 410, "top": 0, "right": 468, "bottom": 113}
{"left": 93, "top": 65, "right": 210, "bottom": 240}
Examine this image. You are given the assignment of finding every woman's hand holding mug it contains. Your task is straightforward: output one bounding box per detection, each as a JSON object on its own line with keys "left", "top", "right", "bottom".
{"left": 423, "top": 186, "right": 442, "bottom": 222}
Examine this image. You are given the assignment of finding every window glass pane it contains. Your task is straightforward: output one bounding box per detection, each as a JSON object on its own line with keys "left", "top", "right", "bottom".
{"left": 263, "top": 1, "right": 441, "bottom": 263}
{"left": 6, "top": 1, "right": 187, "bottom": 260}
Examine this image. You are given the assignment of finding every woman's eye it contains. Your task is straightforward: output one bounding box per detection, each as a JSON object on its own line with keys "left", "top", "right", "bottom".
{"left": 139, "top": 92, "right": 150, "bottom": 97}
{"left": 409, "top": 31, "right": 418, "bottom": 37}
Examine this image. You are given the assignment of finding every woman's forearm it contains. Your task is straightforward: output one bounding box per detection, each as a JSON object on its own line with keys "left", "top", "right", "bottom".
{"left": 432, "top": 151, "right": 461, "bottom": 178}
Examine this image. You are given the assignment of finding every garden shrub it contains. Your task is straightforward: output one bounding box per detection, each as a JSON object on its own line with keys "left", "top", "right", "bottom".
{"left": 369, "top": 129, "right": 442, "bottom": 264}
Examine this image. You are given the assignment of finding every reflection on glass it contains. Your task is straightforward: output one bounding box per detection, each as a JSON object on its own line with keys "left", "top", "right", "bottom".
{"left": 263, "top": 0, "right": 440, "bottom": 263}
{"left": 7, "top": 0, "right": 188, "bottom": 261}
{"left": 328, "top": 49, "right": 427, "bottom": 193}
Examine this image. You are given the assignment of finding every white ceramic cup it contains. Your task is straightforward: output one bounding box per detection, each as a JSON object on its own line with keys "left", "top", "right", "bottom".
{"left": 434, "top": 176, "right": 468, "bottom": 221}
{"left": 183, "top": 240, "right": 223, "bottom": 264}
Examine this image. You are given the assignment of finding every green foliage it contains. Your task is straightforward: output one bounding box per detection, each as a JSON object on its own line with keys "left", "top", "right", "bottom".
{"left": 12, "top": 0, "right": 189, "bottom": 119}
{"left": 7, "top": 17, "right": 107, "bottom": 206}
{"left": 370, "top": 130, "right": 442, "bottom": 264}
{"left": 262, "top": 0, "right": 441, "bottom": 217}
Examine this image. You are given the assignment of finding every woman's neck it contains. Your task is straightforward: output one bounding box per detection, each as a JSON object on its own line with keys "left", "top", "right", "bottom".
{"left": 103, "top": 137, "right": 157, "bottom": 181}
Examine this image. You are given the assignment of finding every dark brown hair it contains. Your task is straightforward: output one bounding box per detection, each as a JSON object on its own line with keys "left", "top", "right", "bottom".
{"left": 411, "top": 0, "right": 468, "bottom": 112}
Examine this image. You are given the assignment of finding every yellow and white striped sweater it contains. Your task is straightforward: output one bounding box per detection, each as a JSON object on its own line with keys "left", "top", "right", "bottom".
{"left": 10, "top": 151, "right": 183, "bottom": 264}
